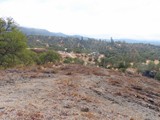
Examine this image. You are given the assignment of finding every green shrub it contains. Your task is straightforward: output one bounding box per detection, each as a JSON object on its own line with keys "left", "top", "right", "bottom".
{"left": 147, "top": 61, "right": 156, "bottom": 71}
{"left": 0, "top": 54, "right": 19, "bottom": 68}
{"left": 98, "top": 57, "right": 109, "bottom": 68}
{"left": 17, "top": 50, "right": 38, "bottom": 66}
{"left": 74, "top": 48, "right": 83, "bottom": 53}
{"left": 63, "top": 57, "right": 84, "bottom": 65}
{"left": 155, "top": 72, "right": 160, "bottom": 81}
{"left": 38, "top": 51, "right": 61, "bottom": 64}
{"left": 136, "top": 63, "right": 148, "bottom": 73}
{"left": 0, "top": 17, "right": 29, "bottom": 68}
{"left": 63, "top": 57, "right": 74, "bottom": 64}
{"left": 73, "top": 58, "right": 84, "bottom": 65}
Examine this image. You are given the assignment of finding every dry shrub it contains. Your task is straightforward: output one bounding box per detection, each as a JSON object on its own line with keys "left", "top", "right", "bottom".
{"left": 108, "top": 80, "right": 122, "bottom": 87}
{"left": 70, "top": 92, "right": 92, "bottom": 102}
{"left": 43, "top": 63, "right": 54, "bottom": 68}
{"left": 37, "top": 65, "right": 58, "bottom": 74}
{"left": 16, "top": 110, "right": 44, "bottom": 120}
{"left": 81, "top": 112, "right": 95, "bottom": 119}
{"left": 80, "top": 94, "right": 93, "bottom": 102}
{"left": 71, "top": 92, "right": 100, "bottom": 103}
{"left": 62, "top": 79, "right": 75, "bottom": 87}
{"left": 130, "top": 118, "right": 134, "bottom": 120}
{"left": 114, "top": 92, "right": 122, "bottom": 96}
{"left": 71, "top": 92, "right": 80, "bottom": 97}
{"left": 56, "top": 77, "right": 79, "bottom": 88}
{"left": 59, "top": 64, "right": 108, "bottom": 76}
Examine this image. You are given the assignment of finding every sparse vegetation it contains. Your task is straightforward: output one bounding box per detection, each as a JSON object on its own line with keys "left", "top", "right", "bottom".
{"left": 63, "top": 57, "right": 74, "bottom": 64}
{"left": 1, "top": 17, "right": 160, "bottom": 81}
{"left": 64, "top": 57, "right": 84, "bottom": 65}
{"left": 1, "top": 64, "right": 159, "bottom": 119}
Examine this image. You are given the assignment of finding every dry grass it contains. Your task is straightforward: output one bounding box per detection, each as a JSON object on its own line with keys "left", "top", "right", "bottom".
{"left": 81, "top": 112, "right": 96, "bottom": 119}
{"left": 16, "top": 110, "right": 44, "bottom": 120}
{"left": 59, "top": 64, "right": 108, "bottom": 76}
{"left": 71, "top": 91, "right": 100, "bottom": 103}
{"left": 1, "top": 64, "right": 160, "bottom": 120}
{"left": 56, "top": 76, "right": 80, "bottom": 89}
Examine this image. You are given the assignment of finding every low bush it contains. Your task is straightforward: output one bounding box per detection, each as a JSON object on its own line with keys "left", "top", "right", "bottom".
{"left": 74, "top": 58, "right": 84, "bottom": 65}
{"left": 38, "top": 50, "right": 61, "bottom": 65}
{"left": 63, "top": 57, "right": 74, "bottom": 64}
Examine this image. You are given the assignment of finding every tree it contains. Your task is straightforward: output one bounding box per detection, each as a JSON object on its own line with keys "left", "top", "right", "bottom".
{"left": 0, "top": 17, "right": 28, "bottom": 67}
{"left": 110, "top": 37, "right": 114, "bottom": 46}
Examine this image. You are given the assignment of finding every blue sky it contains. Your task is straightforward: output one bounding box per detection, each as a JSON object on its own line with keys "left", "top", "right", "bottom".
{"left": 0, "top": 0, "right": 160, "bottom": 40}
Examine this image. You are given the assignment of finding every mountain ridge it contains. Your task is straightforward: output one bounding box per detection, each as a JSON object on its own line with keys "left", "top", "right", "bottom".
{"left": 19, "top": 26, "right": 160, "bottom": 45}
{"left": 19, "top": 27, "right": 67, "bottom": 37}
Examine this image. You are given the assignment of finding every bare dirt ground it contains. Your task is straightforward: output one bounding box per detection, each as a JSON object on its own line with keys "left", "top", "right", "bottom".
{"left": 0, "top": 64, "right": 160, "bottom": 120}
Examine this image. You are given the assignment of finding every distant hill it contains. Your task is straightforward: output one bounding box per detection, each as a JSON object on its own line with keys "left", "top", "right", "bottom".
{"left": 19, "top": 27, "right": 160, "bottom": 45}
{"left": 19, "top": 27, "right": 67, "bottom": 37}
{"left": 115, "top": 39, "right": 160, "bottom": 45}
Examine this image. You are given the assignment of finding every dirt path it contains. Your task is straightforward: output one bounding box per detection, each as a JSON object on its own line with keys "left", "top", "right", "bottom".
{"left": 0, "top": 65, "right": 160, "bottom": 120}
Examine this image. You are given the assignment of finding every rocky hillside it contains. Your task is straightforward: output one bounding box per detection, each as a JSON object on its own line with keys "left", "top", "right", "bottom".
{"left": 0, "top": 64, "right": 160, "bottom": 120}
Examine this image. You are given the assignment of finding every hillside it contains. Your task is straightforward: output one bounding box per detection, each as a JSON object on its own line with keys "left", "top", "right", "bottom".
{"left": 19, "top": 27, "right": 67, "bottom": 37}
{"left": 27, "top": 35, "right": 160, "bottom": 62}
{"left": 0, "top": 64, "right": 159, "bottom": 120}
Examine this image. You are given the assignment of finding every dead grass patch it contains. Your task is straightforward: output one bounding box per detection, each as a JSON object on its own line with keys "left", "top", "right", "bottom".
{"left": 16, "top": 110, "right": 44, "bottom": 120}
{"left": 56, "top": 76, "right": 80, "bottom": 88}
{"left": 59, "top": 64, "right": 108, "bottom": 76}
{"left": 81, "top": 112, "right": 96, "bottom": 119}
{"left": 108, "top": 80, "right": 122, "bottom": 87}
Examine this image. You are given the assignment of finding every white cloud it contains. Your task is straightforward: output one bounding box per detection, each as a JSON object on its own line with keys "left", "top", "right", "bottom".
{"left": 0, "top": 0, "right": 160, "bottom": 40}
